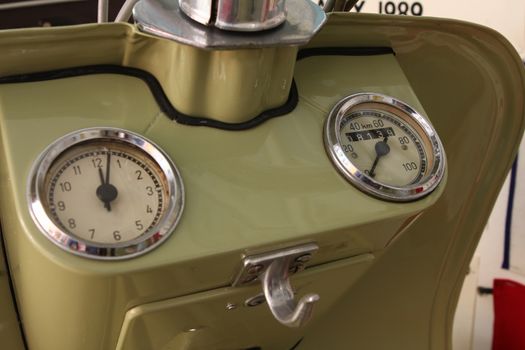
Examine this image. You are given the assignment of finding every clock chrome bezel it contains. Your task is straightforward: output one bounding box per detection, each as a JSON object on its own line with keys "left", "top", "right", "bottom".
{"left": 28, "top": 127, "right": 184, "bottom": 260}
{"left": 324, "top": 93, "right": 446, "bottom": 202}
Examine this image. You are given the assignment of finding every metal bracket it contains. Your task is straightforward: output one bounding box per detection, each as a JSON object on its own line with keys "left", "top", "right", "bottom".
{"left": 133, "top": 0, "right": 326, "bottom": 49}
{"left": 232, "top": 243, "right": 319, "bottom": 328}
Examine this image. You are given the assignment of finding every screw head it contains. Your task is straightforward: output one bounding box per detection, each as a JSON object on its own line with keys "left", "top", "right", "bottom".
{"left": 245, "top": 294, "right": 266, "bottom": 307}
{"left": 226, "top": 303, "right": 237, "bottom": 310}
{"left": 247, "top": 264, "right": 264, "bottom": 275}
{"left": 295, "top": 254, "right": 311, "bottom": 264}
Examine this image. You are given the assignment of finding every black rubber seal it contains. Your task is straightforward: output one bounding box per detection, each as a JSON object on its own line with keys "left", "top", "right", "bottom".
{"left": 0, "top": 47, "right": 394, "bottom": 131}
{"left": 297, "top": 47, "right": 395, "bottom": 61}
{"left": 0, "top": 64, "right": 298, "bottom": 131}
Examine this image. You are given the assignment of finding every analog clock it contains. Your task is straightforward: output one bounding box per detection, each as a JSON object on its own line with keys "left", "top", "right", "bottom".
{"left": 28, "top": 128, "right": 184, "bottom": 259}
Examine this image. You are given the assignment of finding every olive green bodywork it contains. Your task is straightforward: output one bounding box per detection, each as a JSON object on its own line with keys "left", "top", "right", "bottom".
{"left": 0, "top": 13, "right": 524, "bottom": 350}
{"left": 0, "top": 239, "right": 24, "bottom": 349}
{"left": 0, "top": 24, "right": 297, "bottom": 124}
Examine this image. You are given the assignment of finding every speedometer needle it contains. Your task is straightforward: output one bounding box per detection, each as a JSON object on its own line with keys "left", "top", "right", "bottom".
{"left": 369, "top": 137, "right": 390, "bottom": 178}
{"left": 96, "top": 152, "right": 118, "bottom": 212}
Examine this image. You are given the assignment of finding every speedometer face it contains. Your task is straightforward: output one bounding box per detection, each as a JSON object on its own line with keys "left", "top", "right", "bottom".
{"left": 339, "top": 109, "right": 426, "bottom": 187}
{"left": 324, "top": 93, "right": 446, "bottom": 201}
{"left": 28, "top": 128, "right": 184, "bottom": 260}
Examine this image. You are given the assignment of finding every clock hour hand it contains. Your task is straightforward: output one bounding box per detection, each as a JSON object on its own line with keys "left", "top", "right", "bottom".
{"left": 96, "top": 152, "right": 118, "bottom": 211}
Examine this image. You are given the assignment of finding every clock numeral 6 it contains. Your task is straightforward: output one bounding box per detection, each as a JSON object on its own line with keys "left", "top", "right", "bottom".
{"left": 113, "top": 230, "right": 121, "bottom": 241}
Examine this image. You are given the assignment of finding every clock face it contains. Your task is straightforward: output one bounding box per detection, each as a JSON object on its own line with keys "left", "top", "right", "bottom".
{"left": 324, "top": 93, "right": 446, "bottom": 201}
{"left": 45, "top": 141, "right": 168, "bottom": 244}
{"left": 28, "top": 128, "right": 184, "bottom": 260}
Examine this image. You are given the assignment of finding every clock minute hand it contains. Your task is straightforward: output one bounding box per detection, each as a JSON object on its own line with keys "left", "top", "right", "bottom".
{"left": 105, "top": 152, "right": 111, "bottom": 185}
{"left": 96, "top": 167, "right": 111, "bottom": 211}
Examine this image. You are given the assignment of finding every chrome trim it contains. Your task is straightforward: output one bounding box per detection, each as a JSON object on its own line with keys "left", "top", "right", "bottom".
{"left": 232, "top": 243, "right": 318, "bottom": 286}
{"left": 232, "top": 243, "right": 319, "bottom": 327}
{"left": 28, "top": 127, "right": 185, "bottom": 260}
{"left": 263, "top": 256, "right": 319, "bottom": 327}
{"left": 179, "top": 0, "right": 213, "bottom": 26}
{"left": 98, "top": 0, "right": 109, "bottom": 22}
{"left": 115, "top": 0, "right": 140, "bottom": 22}
{"left": 324, "top": 93, "right": 446, "bottom": 202}
{"left": 179, "top": 0, "right": 286, "bottom": 32}
{"left": 311, "top": 0, "right": 336, "bottom": 12}
{"left": 133, "top": 0, "right": 326, "bottom": 49}
{"left": 215, "top": 0, "right": 286, "bottom": 32}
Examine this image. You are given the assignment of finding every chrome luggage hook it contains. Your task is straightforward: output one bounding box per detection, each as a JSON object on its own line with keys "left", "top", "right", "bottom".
{"left": 232, "top": 243, "right": 320, "bottom": 328}
{"left": 263, "top": 255, "right": 320, "bottom": 327}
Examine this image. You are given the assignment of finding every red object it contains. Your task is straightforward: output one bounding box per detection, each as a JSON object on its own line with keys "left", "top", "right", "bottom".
{"left": 492, "top": 279, "right": 525, "bottom": 350}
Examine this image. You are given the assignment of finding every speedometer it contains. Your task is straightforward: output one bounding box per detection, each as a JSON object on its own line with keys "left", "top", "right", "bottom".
{"left": 324, "top": 93, "right": 446, "bottom": 201}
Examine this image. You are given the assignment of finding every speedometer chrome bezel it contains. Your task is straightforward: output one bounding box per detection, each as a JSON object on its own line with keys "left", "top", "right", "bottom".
{"left": 28, "top": 127, "right": 185, "bottom": 260}
{"left": 324, "top": 93, "right": 446, "bottom": 202}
